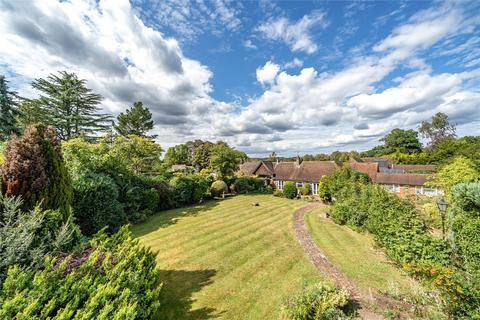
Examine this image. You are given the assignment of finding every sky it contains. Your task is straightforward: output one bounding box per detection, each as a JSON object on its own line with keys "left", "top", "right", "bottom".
{"left": 0, "top": 0, "right": 479, "bottom": 157}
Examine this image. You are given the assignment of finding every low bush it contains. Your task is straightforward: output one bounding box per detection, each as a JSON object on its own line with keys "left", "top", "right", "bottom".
{"left": 0, "top": 226, "right": 162, "bottom": 319}
{"left": 72, "top": 173, "right": 126, "bottom": 235}
{"left": 283, "top": 182, "right": 297, "bottom": 199}
{"left": 273, "top": 189, "right": 283, "bottom": 197}
{"left": 281, "top": 282, "right": 349, "bottom": 320}
{"left": 170, "top": 175, "right": 194, "bottom": 206}
{"left": 299, "top": 184, "right": 310, "bottom": 196}
{"left": 0, "top": 194, "right": 80, "bottom": 285}
{"left": 211, "top": 180, "right": 228, "bottom": 197}
{"left": 233, "top": 176, "right": 265, "bottom": 194}
{"left": 265, "top": 185, "right": 274, "bottom": 194}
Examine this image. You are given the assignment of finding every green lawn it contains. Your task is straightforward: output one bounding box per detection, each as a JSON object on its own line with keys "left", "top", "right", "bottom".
{"left": 305, "top": 206, "right": 415, "bottom": 295}
{"left": 131, "top": 195, "right": 322, "bottom": 319}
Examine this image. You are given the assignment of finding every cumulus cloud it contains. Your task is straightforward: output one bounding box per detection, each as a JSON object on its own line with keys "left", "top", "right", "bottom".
{"left": 257, "top": 10, "right": 327, "bottom": 54}
{"left": 284, "top": 58, "right": 303, "bottom": 69}
{"left": 0, "top": 0, "right": 229, "bottom": 138}
{"left": 256, "top": 60, "right": 280, "bottom": 85}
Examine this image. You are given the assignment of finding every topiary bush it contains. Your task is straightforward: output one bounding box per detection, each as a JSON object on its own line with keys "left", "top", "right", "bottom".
{"left": 283, "top": 182, "right": 298, "bottom": 199}
{"left": 0, "top": 226, "right": 162, "bottom": 319}
{"left": 72, "top": 173, "right": 126, "bottom": 235}
{"left": 1, "top": 124, "right": 72, "bottom": 219}
{"left": 211, "top": 180, "right": 228, "bottom": 197}
{"left": 281, "top": 282, "right": 350, "bottom": 320}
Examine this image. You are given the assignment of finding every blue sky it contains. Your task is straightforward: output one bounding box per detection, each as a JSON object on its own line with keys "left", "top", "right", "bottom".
{"left": 0, "top": 0, "right": 479, "bottom": 156}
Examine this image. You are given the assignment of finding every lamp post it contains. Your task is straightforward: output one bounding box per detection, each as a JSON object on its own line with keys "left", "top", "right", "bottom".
{"left": 437, "top": 198, "right": 448, "bottom": 239}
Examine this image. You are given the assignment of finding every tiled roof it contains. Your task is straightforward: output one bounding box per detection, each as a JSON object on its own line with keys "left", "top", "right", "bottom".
{"left": 392, "top": 164, "right": 436, "bottom": 172}
{"left": 373, "top": 173, "right": 430, "bottom": 186}
{"left": 238, "top": 161, "right": 261, "bottom": 175}
{"left": 273, "top": 161, "right": 339, "bottom": 183}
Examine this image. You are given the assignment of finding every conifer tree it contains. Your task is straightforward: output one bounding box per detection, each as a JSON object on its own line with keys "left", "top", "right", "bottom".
{"left": 114, "top": 101, "right": 157, "bottom": 139}
{"left": 31, "top": 71, "right": 111, "bottom": 140}
{"left": 0, "top": 75, "right": 20, "bottom": 141}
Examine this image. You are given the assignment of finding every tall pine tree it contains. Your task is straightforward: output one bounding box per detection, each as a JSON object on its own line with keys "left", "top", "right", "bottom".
{"left": 0, "top": 75, "right": 20, "bottom": 141}
{"left": 31, "top": 71, "right": 111, "bottom": 140}
{"left": 114, "top": 101, "right": 157, "bottom": 139}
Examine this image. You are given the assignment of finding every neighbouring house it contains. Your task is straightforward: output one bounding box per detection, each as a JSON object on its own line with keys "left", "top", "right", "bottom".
{"left": 169, "top": 164, "right": 190, "bottom": 173}
{"left": 238, "top": 156, "right": 442, "bottom": 197}
{"left": 350, "top": 158, "right": 443, "bottom": 197}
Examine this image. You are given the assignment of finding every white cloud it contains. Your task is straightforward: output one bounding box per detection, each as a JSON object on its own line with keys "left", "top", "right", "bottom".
{"left": 0, "top": 0, "right": 228, "bottom": 138}
{"left": 257, "top": 10, "right": 327, "bottom": 54}
{"left": 243, "top": 39, "right": 257, "bottom": 49}
{"left": 284, "top": 58, "right": 303, "bottom": 69}
{"left": 256, "top": 60, "right": 280, "bottom": 85}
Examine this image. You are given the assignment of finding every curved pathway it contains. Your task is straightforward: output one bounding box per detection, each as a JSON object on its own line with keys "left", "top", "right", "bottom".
{"left": 294, "top": 203, "right": 383, "bottom": 320}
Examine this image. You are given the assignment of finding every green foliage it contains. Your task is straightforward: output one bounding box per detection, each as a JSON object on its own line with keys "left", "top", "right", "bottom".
{"left": 163, "top": 144, "right": 189, "bottom": 167}
{"left": 429, "top": 156, "right": 479, "bottom": 198}
{"left": 0, "top": 75, "right": 20, "bottom": 141}
{"left": 30, "top": 71, "right": 111, "bottom": 140}
{"left": 391, "top": 151, "right": 431, "bottom": 165}
{"left": 380, "top": 128, "right": 422, "bottom": 154}
{"left": 170, "top": 175, "right": 194, "bottom": 205}
{"left": 114, "top": 101, "right": 156, "bottom": 139}
{"left": 209, "top": 142, "right": 245, "bottom": 180}
{"left": 72, "top": 173, "right": 126, "bottom": 235}
{"left": 283, "top": 182, "right": 298, "bottom": 199}
{"left": 211, "top": 180, "right": 228, "bottom": 197}
{"left": 2, "top": 124, "right": 72, "bottom": 219}
{"left": 0, "top": 226, "right": 162, "bottom": 319}
{"left": 299, "top": 183, "right": 310, "bottom": 196}
{"left": 233, "top": 176, "right": 265, "bottom": 194}
{"left": 0, "top": 194, "right": 79, "bottom": 285}
{"left": 281, "top": 282, "right": 349, "bottom": 320}
{"left": 419, "top": 112, "right": 456, "bottom": 149}
{"left": 192, "top": 141, "right": 213, "bottom": 171}
{"left": 273, "top": 189, "right": 283, "bottom": 197}
{"left": 318, "top": 176, "right": 332, "bottom": 202}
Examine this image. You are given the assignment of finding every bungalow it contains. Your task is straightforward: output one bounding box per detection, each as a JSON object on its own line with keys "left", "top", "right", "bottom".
{"left": 238, "top": 156, "right": 442, "bottom": 197}
{"left": 238, "top": 157, "right": 341, "bottom": 195}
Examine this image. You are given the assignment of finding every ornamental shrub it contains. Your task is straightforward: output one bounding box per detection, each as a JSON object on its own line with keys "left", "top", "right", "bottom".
{"left": 0, "top": 194, "right": 79, "bottom": 285}
{"left": 170, "top": 175, "right": 194, "bottom": 205}
{"left": 0, "top": 226, "right": 162, "bottom": 319}
{"left": 211, "top": 180, "right": 228, "bottom": 197}
{"left": 281, "top": 282, "right": 349, "bottom": 320}
{"left": 233, "top": 176, "right": 265, "bottom": 194}
{"left": 318, "top": 176, "right": 332, "bottom": 202}
{"left": 2, "top": 124, "right": 72, "bottom": 219}
{"left": 72, "top": 173, "right": 126, "bottom": 235}
{"left": 273, "top": 189, "right": 283, "bottom": 197}
{"left": 283, "top": 182, "right": 297, "bottom": 199}
{"left": 191, "top": 174, "right": 212, "bottom": 202}
{"left": 299, "top": 184, "right": 310, "bottom": 196}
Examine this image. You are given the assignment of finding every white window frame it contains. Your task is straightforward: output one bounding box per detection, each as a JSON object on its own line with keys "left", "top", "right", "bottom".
{"left": 310, "top": 183, "right": 319, "bottom": 195}
{"left": 384, "top": 184, "right": 400, "bottom": 193}
{"left": 415, "top": 186, "right": 444, "bottom": 197}
{"left": 276, "top": 180, "right": 284, "bottom": 190}
{"left": 296, "top": 182, "right": 304, "bottom": 188}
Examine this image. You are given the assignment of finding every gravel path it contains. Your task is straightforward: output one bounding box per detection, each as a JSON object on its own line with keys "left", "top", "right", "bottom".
{"left": 293, "top": 203, "right": 384, "bottom": 320}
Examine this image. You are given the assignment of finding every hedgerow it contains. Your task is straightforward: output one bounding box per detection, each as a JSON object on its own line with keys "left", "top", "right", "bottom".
{"left": 0, "top": 226, "right": 162, "bottom": 319}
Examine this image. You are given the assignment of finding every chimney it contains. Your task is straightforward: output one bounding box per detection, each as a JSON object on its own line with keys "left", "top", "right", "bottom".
{"left": 295, "top": 155, "right": 302, "bottom": 167}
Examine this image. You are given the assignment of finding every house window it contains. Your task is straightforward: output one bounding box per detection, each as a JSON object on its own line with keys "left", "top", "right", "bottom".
{"left": 276, "top": 180, "right": 284, "bottom": 190}
{"left": 383, "top": 184, "right": 400, "bottom": 193}
{"left": 296, "top": 182, "right": 304, "bottom": 188}
{"left": 415, "top": 186, "right": 443, "bottom": 197}
{"left": 310, "top": 183, "right": 319, "bottom": 195}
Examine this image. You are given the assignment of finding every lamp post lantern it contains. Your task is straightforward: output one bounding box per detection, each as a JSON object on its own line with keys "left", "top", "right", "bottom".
{"left": 437, "top": 198, "right": 448, "bottom": 239}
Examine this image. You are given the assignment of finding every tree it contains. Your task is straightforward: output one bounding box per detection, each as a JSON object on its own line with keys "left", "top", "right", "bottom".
{"left": 268, "top": 151, "right": 278, "bottom": 162}
{"left": 16, "top": 99, "right": 50, "bottom": 130}
{"left": 209, "top": 142, "right": 244, "bottom": 180}
{"left": 163, "top": 144, "right": 189, "bottom": 167}
{"left": 114, "top": 101, "right": 157, "bottom": 139}
{"left": 1, "top": 124, "right": 72, "bottom": 218}
{"left": 429, "top": 156, "right": 479, "bottom": 197}
{"left": 0, "top": 75, "right": 20, "bottom": 141}
{"left": 380, "top": 128, "right": 422, "bottom": 154}
{"left": 419, "top": 112, "right": 456, "bottom": 149}
{"left": 31, "top": 71, "right": 111, "bottom": 140}
{"left": 192, "top": 141, "right": 213, "bottom": 171}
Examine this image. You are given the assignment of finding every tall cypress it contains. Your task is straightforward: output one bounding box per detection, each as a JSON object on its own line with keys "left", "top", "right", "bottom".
{"left": 31, "top": 71, "right": 111, "bottom": 140}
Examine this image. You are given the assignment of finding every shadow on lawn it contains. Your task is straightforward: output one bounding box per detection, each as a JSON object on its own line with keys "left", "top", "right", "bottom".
{"left": 156, "top": 269, "right": 221, "bottom": 319}
{"left": 131, "top": 200, "right": 221, "bottom": 237}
